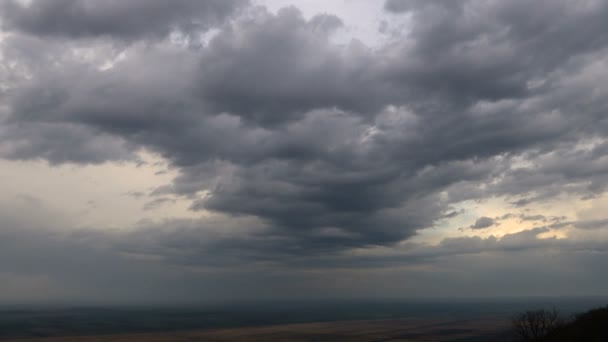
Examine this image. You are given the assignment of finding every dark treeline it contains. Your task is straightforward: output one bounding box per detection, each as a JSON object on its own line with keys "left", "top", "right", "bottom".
{"left": 512, "top": 305, "right": 608, "bottom": 341}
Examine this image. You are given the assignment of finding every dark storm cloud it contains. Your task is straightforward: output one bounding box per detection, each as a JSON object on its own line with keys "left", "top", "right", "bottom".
{"left": 382, "top": 0, "right": 608, "bottom": 115}
{"left": 0, "top": 0, "right": 247, "bottom": 40}
{"left": 1, "top": 0, "right": 608, "bottom": 265}
{"left": 196, "top": 7, "right": 383, "bottom": 126}
{"left": 0, "top": 122, "right": 134, "bottom": 164}
{"left": 111, "top": 220, "right": 607, "bottom": 270}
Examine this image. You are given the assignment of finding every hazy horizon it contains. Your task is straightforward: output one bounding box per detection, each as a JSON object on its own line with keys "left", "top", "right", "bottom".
{"left": 1, "top": 296, "right": 604, "bottom": 339}
{"left": 1, "top": 0, "right": 608, "bottom": 306}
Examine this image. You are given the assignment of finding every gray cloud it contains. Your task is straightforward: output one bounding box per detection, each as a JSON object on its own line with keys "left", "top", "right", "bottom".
{"left": 0, "top": 0, "right": 247, "bottom": 41}
{"left": 100, "top": 219, "right": 607, "bottom": 273}
{"left": 196, "top": 8, "right": 381, "bottom": 126}
{"left": 0, "top": 197, "right": 193, "bottom": 304}
{"left": 470, "top": 217, "right": 495, "bottom": 230}
{"left": 1, "top": 193, "right": 607, "bottom": 304}
{"left": 1, "top": 0, "right": 608, "bottom": 269}
{"left": 574, "top": 219, "right": 608, "bottom": 230}
{"left": 520, "top": 215, "right": 547, "bottom": 222}
{"left": 0, "top": 122, "right": 134, "bottom": 164}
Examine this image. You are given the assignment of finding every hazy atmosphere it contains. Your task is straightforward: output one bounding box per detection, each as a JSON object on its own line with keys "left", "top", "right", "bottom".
{"left": 1, "top": 0, "right": 608, "bottom": 306}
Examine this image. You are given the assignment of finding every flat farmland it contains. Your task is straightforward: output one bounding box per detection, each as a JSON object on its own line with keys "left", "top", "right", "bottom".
{"left": 7, "top": 316, "right": 509, "bottom": 342}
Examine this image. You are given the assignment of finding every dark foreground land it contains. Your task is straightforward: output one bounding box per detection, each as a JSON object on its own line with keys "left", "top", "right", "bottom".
{"left": 5, "top": 316, "right": 509, "bottom": 342}
{"left": 1, "top": 298, "right": 604, "bottom": 341}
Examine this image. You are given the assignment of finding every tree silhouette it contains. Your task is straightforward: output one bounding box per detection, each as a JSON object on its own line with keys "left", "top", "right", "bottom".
{"left": 511, "top": 308, "right": 562, "bottom": 342}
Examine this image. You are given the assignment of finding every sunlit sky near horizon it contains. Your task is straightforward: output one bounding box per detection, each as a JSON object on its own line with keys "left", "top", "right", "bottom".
{"left": 0, "top": 0, "right": 607, "bottom": 305}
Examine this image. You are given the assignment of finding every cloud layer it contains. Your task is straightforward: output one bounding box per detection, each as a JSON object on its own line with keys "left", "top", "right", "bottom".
{"left": 0, "top": 0, "right": 247, "bottom": 40}
{"left": 0, "top": 0, "right": 607, "bottom": 302}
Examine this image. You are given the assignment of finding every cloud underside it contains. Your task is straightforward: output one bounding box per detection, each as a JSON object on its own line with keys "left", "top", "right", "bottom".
{"left": 0, "top": 0, "right": 608, "bottom": 272}
{"left": 1, "top": 197, "right": 607, "bottom": 302}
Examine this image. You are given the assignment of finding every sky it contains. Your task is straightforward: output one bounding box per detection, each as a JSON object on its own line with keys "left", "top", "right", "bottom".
{"left": 0, "top": 0, "right": 607, "bottom": 305}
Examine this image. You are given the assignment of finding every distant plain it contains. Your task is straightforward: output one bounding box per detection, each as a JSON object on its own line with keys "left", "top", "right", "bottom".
{"left": 1, "top": 298, "right": 603, "bottom": 342}
{"left": 5, "top": 316, "right": 509, "bottom": 342}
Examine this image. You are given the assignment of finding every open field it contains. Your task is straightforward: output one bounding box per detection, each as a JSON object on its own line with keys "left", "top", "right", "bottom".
{"left": 4, "top": 298, "right": 602, "bottom": 341}
{"left": 6, "top": 316, "right": 509, "bottom": 342}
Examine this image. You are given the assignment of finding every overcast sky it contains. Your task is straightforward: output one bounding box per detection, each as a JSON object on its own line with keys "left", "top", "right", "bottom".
{"left": 1, "top": 0, "right": 608, "bottom": 305}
